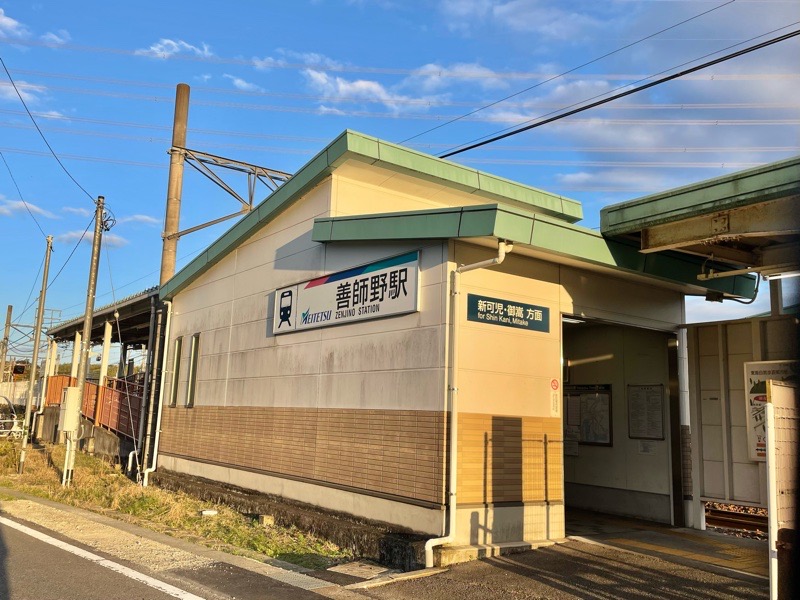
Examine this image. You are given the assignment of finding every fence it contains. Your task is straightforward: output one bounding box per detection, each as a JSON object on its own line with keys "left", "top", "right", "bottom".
{"left": 44, "top": 374, "right": 144, "bottom": 440}
{"left": 0, "top": 380, "right": 33, "bottom": 406}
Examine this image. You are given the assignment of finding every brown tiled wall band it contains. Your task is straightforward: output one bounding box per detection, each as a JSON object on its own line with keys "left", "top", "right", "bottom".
{"left": 458, "top": 413, "right": 564, "bottom": 504}
{"left": 160, "top": 406, "right": 447, "bottom": 504}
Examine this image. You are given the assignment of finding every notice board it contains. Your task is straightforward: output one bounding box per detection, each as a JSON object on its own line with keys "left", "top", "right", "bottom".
{"left": 564, "top": 384, "right": 612, "bottom": 446}
{"left": 627, "top": 384, "right": 664, "bottom": 440}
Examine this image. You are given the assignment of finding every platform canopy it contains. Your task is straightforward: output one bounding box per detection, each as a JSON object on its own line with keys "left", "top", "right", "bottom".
{"left": 600, "top": 156, "right": 800, "bottom": 285}
{"left": 47, "top": 287, "right": 158, "bottom": 346}
{"left": 312, "top": 203, "right": 756, "bottom": 299}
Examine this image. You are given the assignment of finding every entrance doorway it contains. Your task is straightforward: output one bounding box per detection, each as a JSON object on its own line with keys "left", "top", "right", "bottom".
{"left": 561, "top": 316, "right": 684, "bottom": 527}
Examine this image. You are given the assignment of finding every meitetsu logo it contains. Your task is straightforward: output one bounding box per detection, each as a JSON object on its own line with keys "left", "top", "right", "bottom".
{"left": 301, "top": 308, "right": 332, "bottom": 325}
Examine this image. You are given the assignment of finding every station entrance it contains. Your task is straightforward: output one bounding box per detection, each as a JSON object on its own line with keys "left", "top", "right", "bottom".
{"left": 561, "top": 316, "right": 685, "bottom": 527}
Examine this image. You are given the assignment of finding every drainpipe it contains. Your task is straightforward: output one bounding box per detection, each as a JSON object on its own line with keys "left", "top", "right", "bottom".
{"left": 142, "top": 300, "right": 172, "bottom": 486}
{"left": 130, "top": 296, "right": 158, "bottom": 475}
{"left": 138, "top": 303, "right": 164, "bottom": 479}
{"left": 425, "top": 241, "right": 512, "bottom": 568}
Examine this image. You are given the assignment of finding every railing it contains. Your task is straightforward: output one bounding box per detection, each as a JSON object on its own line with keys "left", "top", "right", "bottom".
{"left": 44, "top": 374, "right": 144, "bottom": 440}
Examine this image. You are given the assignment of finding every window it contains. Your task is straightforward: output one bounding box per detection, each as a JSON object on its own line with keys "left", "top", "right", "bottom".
{"left": 186, "top": 333, "right": 200, "bottom": 408}
{"left": 169, "top": 337, "right": 182, "bottom": 407}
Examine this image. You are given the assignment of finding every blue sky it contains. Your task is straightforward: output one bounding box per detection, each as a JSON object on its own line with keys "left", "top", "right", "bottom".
{"left": 1, "top": 0, "right": 798, "bottom": 356}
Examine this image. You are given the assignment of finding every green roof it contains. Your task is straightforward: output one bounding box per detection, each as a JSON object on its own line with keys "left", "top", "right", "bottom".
{"left": 161, "top": 130, "right": 582, "bottom": 300}
{"left": 601, "top": 156, "right": 800, "bottom": 236}
{"left": 313, "top": 204, "right": 756, "bottom": 298}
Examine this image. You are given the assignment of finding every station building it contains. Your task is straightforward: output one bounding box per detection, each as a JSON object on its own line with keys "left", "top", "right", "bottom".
{"left": 147, "top": 130, "right": 782, "bottom": 559}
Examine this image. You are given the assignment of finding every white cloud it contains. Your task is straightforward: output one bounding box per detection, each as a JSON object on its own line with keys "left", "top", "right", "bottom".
{"left": 406, "top": 63, "right": 510, "bottom": 93}
{"left": 0, "top": 8, "right": 29, "bottom": 38}
{"left": 303, "top": 69, "right": 425, "bottom": 112}
{"left": 223, "top": 74, "right": 263, "bottom": 92}
{"left": 37, "top": 109, "right": 65, "bottom": 119}
{"left": 288, "top": 51, "right": 343, "bottom": 70}
{"left": 439, "top": 0, "right": 605, "bottom": 38}
{"left": 56, "top": 230, "right": 128, "bottom": 248}
{"left": 556, "top": 168, "right": 672, "bottom": 191}
{"left": 317, "top": 105, "right": 347, "bottom": 116}
{"left": 439, "top": 0, "right": 491, "bottom": 31}
{"left": 685, "top": 293, "right": 772, "bottom": 324}
{"left": 0, "top": 80, "right": 46, "bottom": 103}
{"left": 252, "top": 55, "right": 286, "bottom": 70}
{"left": 98, "top": 232, "right": 129, "bottom": 248}
{"left": 40, "top": 29, "right": 70, "bottom": 45}
{"left": 0, "top": 200, "right": 57, "bottom": 218}
{"left": 116, "top": 214, "right": 159, "bottom": 225}
{"left": 253, "top": 50, "right": 343, "bottom": 71}
{"left": 62, "top": 206, "right": 92, "bottom": 217}
{"left": 135, "top": 39, "right": 213, "bottom": 59}
{"left": 195, "top": 73, "right": 212, "bottom": 83}
{"left": 493, "top": 1, "right": 602, "bottom": 38}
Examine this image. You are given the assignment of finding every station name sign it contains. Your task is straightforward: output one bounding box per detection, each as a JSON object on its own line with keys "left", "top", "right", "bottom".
{"left": 467, "top": 293, "right": 549, "bottom": 333}
{"left": 272, "top": 251, "right": 419, "bottom": 334}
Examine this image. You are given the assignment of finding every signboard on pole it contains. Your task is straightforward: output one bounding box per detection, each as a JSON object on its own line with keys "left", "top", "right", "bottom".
{"left": 272, "top": 251, "right": 419, "bottom": 334}
{"left": 743, "top": 360, "right": 798, "bottom": 461}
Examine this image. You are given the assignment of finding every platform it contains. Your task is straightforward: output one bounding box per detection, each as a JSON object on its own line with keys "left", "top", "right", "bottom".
{"left": 566, "top": 508, "right": 768, "bottom": 578}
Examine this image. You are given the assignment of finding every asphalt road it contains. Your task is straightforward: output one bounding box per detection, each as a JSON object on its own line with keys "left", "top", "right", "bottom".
{"left": 0, "top": 520, "right": 181, "bottom": 600}
{"left": 0, "top": 514, "right": 334, "bottom": 600}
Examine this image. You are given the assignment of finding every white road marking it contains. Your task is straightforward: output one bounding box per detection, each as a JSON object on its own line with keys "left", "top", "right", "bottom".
{"left": 0, "top": 516, "right": 207, "bottom": 600}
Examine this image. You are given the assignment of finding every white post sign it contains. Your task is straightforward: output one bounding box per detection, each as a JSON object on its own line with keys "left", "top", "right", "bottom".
{"left": 272, "top": 251, "right": 419, "bottom": 334}
{"left": 743, "top": 360, "right": 798, "bottom": 461}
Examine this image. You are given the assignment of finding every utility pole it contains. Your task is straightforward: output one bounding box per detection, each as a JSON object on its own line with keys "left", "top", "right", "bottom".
{"left": 18, "top": 236, "right": 53, "bottom": 474}
{"left": 0, "top": 305, "right": 11, "bottom": 383}
{"left": 160, "top": 83, "right": 190, "bottom": 286}
{"left": 63, "top": 197, "right": 107, "bottom": 486}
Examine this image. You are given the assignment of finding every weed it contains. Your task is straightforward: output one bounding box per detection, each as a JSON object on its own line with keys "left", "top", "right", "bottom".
{"left": 0, "top": 443, "right": 351, "bottom": 569}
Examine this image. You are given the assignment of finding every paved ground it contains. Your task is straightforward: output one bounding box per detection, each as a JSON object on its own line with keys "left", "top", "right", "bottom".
{"left": 566, "top": 508, "right": 768, "bottom": 578}
{"left": 0, "top": 488, "right": 771, "bottom": 600}
{"left": 359, "top": 542, "right": 768, "bottom": 600}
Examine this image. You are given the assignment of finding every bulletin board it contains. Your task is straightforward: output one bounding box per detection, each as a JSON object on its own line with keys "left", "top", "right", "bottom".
{"left": 627, "top": 384, "right": 664, "bottom": 440}
{"left": 564, "top": 384, "right": 613, "bottom": 447}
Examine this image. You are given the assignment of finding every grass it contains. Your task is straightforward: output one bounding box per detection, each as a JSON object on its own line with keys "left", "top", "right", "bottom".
{"left": 0, "top": 441, "right": 352, "bottom": 569}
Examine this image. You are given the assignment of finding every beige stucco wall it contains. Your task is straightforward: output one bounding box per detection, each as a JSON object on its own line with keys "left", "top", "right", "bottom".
{"left": 160, "top": 176, "right": 450, "bottom": 530}
{"left": 447, "top": 241, "right": 682, "bottom": 542}
{"left": 167, "top": 179, "right": 449, "bottom": 414}
{"left": 159, "top": 165, "right": 687, "bottom": 542}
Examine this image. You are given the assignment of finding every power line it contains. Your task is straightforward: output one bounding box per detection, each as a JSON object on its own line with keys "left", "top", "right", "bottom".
{"left": 441, "top": 28, "right": 800, "bottom": 158}
{"left": 5, "top": 78, "right": 799, "bottom": 123}
{"left": 0, "top": 118, "right": 800, "bottom": 157}
{"left": 0, "top": 143, "right": 794, "bottom": 175}
{"left": 10, "top": 65, "right": 798, "bottom": 96}
{"left": 6, "top": 73, "right": 799, "bottom": 112}
{"left": 19, "top": 253, "right": 44, "bottom": 320}
{"left": 402, "top": 0, "right": 737, "bottom": 143}
{"left": 6, "top": 122, "right": 797, "bottom": 156}
{"left": 47, "top": 214, "right": 96, "bottom": 292}
{"left": 0, "top": 150, "right": 47, "bottom": 238}
{"left": 3, "top": 26, "right": 797, "bottom": 81}
{"left": 0, "top": 56, "right": 94, "bottom": 202}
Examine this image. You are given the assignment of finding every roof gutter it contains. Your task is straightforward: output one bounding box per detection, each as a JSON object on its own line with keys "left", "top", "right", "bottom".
{"left": 424, "top": 240, "right": 512, "bottom": 568}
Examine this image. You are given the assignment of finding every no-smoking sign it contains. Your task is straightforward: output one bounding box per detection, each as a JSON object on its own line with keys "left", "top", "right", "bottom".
{"left": 551, "top": 378, "right": 559, "bottom": 391}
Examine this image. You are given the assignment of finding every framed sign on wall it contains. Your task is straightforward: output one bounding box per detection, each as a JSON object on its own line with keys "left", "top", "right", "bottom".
{"left": 564, "top": 384, "right": 613, "bottom": 447}
{"left": 627, "top": 384, "right": 665, "bottom": 441}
